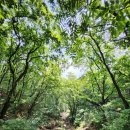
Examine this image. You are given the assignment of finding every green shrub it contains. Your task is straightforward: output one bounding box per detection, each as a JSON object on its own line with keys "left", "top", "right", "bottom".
{"left": 1, "top": 118, "right": 37, "bottom": 130}
{"left": 102, "top": 109, "right": 130, "bottom": 130}
{"left": 75, "top": 108, "right": 104, "bottom": 129}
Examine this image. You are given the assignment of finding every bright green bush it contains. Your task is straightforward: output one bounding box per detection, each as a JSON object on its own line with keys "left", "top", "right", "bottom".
{"left": 1, "top": 118, "right": 37, "bottom": 130}
{"left": 74, "top": 108, "right": 105, "bottom": 129}
{"left": 102, "top": 109, "right": 130, "bottom": 130}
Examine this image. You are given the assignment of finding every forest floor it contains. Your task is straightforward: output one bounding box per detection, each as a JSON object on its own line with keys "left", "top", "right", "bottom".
{"left": 38, "top": 112, "right": 95, "bottom": 130}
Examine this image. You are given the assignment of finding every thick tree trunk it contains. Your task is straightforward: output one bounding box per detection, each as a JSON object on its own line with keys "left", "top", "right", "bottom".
{"left": 0, "top": 97, "right": 11, "bottom": 119}
{"left": 0, "top": 82, "right": 17, "bottom": 119}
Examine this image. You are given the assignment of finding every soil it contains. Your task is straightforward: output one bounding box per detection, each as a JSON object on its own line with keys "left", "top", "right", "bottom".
{"left": 38, "top": 112, "right": 96, "bottom": 130}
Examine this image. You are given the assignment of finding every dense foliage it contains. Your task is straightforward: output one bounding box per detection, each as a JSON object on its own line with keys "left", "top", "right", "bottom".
{"left": 0, "top": 0, "right": 130, "bottom": 130}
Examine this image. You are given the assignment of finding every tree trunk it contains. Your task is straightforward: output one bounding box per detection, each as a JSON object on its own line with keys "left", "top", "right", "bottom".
{"left": 0, "top": 82, "right": 17, "bottom": 119}
{"left": 27, "top": 92, "right": 41, "bottom": 118}
{"left": 90, "top": 35, "right": 129, "bottom": 109}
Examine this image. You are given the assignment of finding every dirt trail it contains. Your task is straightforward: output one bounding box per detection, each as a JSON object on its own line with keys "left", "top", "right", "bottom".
{"left": 38, "top": 112, "right": 74, "bottom": 130}
{"left": 38, "top": 112, "right": 95, "bottom": 130}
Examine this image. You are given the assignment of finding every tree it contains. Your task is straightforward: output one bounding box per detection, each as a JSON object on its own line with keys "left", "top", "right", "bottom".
{"left": 55, "top": 0, "right": 130, "bottom": 109}
{"left": 0, "top": 0, "right": 63, "bottom": 119}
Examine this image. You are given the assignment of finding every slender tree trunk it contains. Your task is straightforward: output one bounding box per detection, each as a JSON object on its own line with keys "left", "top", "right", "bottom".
{"left": 105, "top": 67, "right": 129, "bottom": 109}
{"left": 0, "top": 67, "right": 8, "bottom": 86}
{"left": 27, "top": 92, "right": 41, "bottom": 118}
{"left": 90, "top": 35, "right": 129, "bottom": 109}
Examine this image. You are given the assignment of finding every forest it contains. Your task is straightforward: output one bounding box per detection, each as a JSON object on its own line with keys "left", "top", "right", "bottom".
{"left": 0, "top": 0, "right": 130, "bottom": 130}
